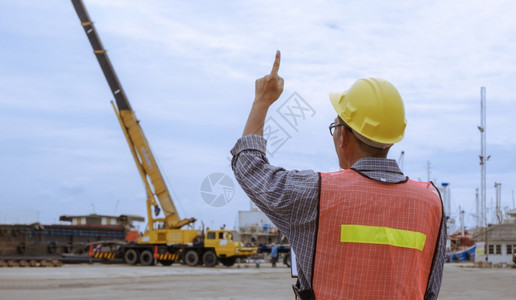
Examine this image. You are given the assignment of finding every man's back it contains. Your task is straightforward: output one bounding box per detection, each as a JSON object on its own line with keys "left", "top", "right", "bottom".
{"left": 313, "top": 169, "right": 443, "bottom": 299}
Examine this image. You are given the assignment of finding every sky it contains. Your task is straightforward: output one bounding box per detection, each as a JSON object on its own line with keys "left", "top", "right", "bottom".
{"left": 1, "top": 0, "right": 515, "bottom": 232}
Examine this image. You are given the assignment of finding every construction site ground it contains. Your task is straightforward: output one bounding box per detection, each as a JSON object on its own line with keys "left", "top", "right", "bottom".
{"left": 0, "top": 262, "right": 514, "bottom": 299}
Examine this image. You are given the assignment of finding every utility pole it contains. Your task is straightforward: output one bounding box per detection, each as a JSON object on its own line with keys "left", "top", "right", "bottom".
{"left": 478, "top": 86, "right": 490, "bottom": 261}
{"left": 475, "top": 188, "right": 480, "bottom": 228}
{"left": 478, "top": 86, "right": 489, "bottom": 228}
{"left": 441, "top": 183, "right": 450, "bottom": 219}
{"left": 490, "top": 197, "right": 494, "bottom": 224}
{"left": 494, "top": 183, "right": 502, "bottom": 223}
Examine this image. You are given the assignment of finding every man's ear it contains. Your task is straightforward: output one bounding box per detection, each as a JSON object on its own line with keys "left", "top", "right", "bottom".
{"left": 339, "top": 127, "right": 350, "bottom": 151}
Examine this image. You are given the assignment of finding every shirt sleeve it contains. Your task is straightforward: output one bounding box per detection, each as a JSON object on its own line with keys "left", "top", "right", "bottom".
{"left": 230, "top": 134, "right": 319, "bottom": 239}
{"left": 424, "top": 212, "right": 447, "bottom": 300}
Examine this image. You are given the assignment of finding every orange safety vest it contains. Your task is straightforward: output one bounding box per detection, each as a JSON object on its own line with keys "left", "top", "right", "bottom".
{"left": 312, "top": 170, "right": 442, "bottom": 300}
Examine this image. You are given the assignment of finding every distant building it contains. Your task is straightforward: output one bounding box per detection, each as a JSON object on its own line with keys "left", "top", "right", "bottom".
{"left": 59, "top": 214, "right": 144, "bottom": 230}
{"left": 473, "top": 209, "right": 516, "bottom": 265}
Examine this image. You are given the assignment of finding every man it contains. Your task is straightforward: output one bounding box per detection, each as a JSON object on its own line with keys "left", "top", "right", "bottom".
{"left": 271, "top": 243, "right": 278, "bottom": 267}
{"left": 231, "top": 50, "right": 446, "bottom": 299}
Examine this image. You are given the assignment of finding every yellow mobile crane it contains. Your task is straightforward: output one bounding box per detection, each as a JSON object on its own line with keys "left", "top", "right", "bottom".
{"left": 71, "top": 0, "right": 256, "bottom": 267}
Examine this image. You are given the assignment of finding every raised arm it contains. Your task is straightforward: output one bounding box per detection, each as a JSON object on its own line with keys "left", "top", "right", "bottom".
{"left": 242, "top": 50, "right": 284, "bottom": 136}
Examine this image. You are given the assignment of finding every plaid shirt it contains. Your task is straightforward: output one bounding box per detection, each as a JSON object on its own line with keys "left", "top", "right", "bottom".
{"left": 231, "top": 134, "right": 445, "bottom": 299}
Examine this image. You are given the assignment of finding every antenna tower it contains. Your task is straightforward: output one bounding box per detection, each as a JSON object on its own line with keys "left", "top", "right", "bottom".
{"left": 478, "top": 87, "right": 489, "bottom": 227}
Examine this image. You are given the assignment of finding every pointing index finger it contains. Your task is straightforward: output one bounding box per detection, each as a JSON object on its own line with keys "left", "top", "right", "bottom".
{"left": 270, "top": 50, "right": 281, "bottom": 75}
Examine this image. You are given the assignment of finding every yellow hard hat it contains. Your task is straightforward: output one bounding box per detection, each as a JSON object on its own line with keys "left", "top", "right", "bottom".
{"left": 329, "top": 78, "right": 406, "bottom": 148}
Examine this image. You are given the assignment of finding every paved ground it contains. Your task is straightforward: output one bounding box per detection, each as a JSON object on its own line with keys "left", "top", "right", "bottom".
{"left": 439, "top": 263, "right": 516, "bottom": 300}
{"left": 0, "top": 262, "right": 514, "bottom": 299}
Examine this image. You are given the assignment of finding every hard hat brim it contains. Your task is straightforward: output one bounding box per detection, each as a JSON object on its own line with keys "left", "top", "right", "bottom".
{"left": 329, "top": 92, "right": 343, "bottom": 117}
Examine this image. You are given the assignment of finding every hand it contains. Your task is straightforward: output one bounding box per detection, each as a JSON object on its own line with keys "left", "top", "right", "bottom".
{"left": 254, "top": 50, "right": 284, "bottom": 108}
{"left": 242, "top": 50, "right": 284, "bottom": 137}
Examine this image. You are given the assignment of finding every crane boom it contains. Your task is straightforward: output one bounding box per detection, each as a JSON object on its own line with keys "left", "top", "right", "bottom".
{"left": 72, "top": 0, "right": 195, "bottom": 229}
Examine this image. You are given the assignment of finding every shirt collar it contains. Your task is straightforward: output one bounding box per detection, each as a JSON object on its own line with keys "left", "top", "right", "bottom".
{"left": 350, "top": 157, "right": 406, "bottom": 183}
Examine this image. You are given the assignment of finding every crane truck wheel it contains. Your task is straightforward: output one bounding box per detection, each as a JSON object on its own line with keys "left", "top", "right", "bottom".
{"left": 140, "top": 250, "right": 154, "bottom": 266}
{"left": 219, "top": 257, "right": 236, "bottom": 267}
{"left": 124, "top": 249, "right": 139, "bottom": 265}
{"left": 184, "top": 250, "right": 199, "bottom": 266}
{"left": 202, "top": 251, "right": 217, "bottom": 267}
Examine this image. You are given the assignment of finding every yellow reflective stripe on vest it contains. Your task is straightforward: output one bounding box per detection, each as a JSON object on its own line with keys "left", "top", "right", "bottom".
{"left": 340, "top": 225, "right": 426, "bottom": 251}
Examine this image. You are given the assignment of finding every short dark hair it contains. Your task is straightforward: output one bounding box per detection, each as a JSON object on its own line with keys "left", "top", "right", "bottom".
{"left": 338, "top": 116, "right": 390, "bottom": 158}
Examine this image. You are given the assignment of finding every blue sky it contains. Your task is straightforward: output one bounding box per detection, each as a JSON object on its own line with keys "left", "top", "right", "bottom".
{"left": 1, "top": 0, "right": 515, "bottom": 231}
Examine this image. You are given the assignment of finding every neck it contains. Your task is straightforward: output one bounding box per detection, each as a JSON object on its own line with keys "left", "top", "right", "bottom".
{"left": 342, "top": 140, "right": 388, "bottom": 169}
